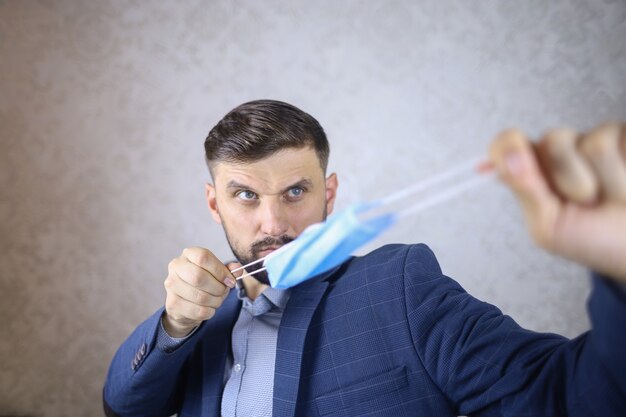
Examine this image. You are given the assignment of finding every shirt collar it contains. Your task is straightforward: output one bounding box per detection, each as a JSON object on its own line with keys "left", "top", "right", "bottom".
{"left": 236, "top": 281, "right": 291, "bottom": 311}
{"left": 262, "top": 286, "right": 291, "bottom": 310}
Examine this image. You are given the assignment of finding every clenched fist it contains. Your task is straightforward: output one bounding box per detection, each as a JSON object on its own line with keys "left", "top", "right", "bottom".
{"left": 162, "top": 247, "right": 241, "bottom": 337}
{"left": 490, "top": 122, "right": 626, "bottom": 282}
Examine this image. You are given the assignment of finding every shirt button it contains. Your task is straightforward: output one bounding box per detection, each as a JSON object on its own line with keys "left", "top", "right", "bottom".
{"left": 234, "top": 363, "right": 243, "bottom": 373}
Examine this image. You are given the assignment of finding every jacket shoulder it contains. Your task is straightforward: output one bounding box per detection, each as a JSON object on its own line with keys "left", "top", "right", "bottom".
{"left": 326, "top": 243, "right": 444, "bottom": 292}
{"left": 349, "top": 243, "right": 442, "bottom": 274}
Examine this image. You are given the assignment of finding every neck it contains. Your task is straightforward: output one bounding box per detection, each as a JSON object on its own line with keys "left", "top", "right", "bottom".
{"left": 241, "top": 276, "right": 269, "bottom": 300}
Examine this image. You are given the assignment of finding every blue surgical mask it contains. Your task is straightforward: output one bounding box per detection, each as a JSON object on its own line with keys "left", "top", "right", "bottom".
{"left": 263, "top": 202, "right": 397, "bottom": 288}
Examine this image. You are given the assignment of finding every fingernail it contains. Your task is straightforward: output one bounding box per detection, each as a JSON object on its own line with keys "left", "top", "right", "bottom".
{"left": 224, "top": 277, "right": 236, "bottom": 288}
{"left": 505, "top": 152, "right": 524, "bottom": 176}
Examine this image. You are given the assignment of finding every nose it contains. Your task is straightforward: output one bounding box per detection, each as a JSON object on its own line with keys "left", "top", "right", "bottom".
{"left": 258, "top": 199, "right": 290, "bottom": 237}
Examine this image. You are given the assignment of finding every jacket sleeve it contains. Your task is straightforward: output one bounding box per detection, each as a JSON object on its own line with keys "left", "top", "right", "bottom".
{"left": 103, "top": 307, "right": 205, "bottom": 417}
{"left": 403, "top": 244, "right": 626, "bottom": 417}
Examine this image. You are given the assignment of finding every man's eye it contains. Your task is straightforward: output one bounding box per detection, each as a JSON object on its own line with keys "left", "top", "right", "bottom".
{"left": 286, "top": 187, "right": 304, "bottom": 199}
{"left": 236, "top": 190, "right": 257, "bottom": 201}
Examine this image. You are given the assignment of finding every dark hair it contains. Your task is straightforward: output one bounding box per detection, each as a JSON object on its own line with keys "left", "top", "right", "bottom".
{"left": 204, "top": 99, "right": 329, "bottom": 174}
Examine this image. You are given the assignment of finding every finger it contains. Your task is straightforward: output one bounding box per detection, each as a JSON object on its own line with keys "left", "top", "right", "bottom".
{"left": 227, "top": 262, "right": 244, "bottom": 279}
{"left": 489, "top": 129, "right": 560, "bottom": 249}
{"left": 170, "top": 256, "right": 229, "bottom": 296}
{"left": 164, "top": 271, "right": 228, "bottom": 308}
{"left": 535, "top": 128, "right": 598, "bottom": 204}
{"left": 182, "top": 247, "right": 234, "bottom": 287}
{"left": 165, "top": 292, "right": 216, "bottom": 323}
{"left": 579, "top": 122, "right": 626, "bottom": 203}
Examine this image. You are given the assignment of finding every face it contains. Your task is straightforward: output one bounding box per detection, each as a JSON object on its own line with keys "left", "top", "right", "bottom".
{"left": 206, "top": 146, "right": 338, "bottom": 285}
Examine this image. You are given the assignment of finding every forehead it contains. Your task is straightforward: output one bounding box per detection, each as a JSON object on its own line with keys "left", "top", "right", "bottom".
{"left": 212, "top": 147, "right": 324, "bottom": 191}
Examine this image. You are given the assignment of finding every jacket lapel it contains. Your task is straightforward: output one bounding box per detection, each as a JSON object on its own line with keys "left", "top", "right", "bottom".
{"left": 272, "top": 268, "right": 339, "bottom": 416}
{"left": 201, "top": 291, "right": 241, "bottom": 415}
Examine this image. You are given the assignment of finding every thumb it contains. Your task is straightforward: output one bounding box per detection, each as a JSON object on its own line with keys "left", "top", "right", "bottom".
{"left": 489, "top": 129, "right": 560, "bottom": 250}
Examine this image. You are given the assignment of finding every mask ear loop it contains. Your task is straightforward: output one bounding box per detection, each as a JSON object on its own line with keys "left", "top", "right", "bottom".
{"left": 235, "top": 267, "right": 267, "bottom": 280}
{"left": 396, "top": 165, "right": 495, "bottom": 219}
{"left": 229, "top": 258, "right": 267, "bottom": 280}
{"left": 359, "top": 157, "right": 494, "bottom": 222}
{"left": 378, "top": 157, "right": 487, "bottom": 206}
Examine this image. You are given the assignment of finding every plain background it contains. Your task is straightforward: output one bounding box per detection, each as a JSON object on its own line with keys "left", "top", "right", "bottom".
{"left": 1, "top": 1, "right": 625, "bottom": 416}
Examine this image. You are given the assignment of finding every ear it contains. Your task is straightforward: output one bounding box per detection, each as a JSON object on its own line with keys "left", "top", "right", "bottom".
{"left": 205, "top": 183, "right": 222, "bottom": 224}
{"left": 325, "top": 173, "right": 338, "bottom": 216}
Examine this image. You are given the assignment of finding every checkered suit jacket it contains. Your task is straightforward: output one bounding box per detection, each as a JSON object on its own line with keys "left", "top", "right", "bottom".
{"left": 104, "top": 244, "right": 626, "bottom": 416}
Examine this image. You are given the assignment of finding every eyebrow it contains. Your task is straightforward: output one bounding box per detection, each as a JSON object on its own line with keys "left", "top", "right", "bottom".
{"left": 225, "top": 178, "right": 315, "bottom": 195}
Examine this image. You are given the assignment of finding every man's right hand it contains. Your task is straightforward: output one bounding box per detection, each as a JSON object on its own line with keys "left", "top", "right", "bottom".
{"left": 162, "top": 247, "right": 239, "bottom": 338}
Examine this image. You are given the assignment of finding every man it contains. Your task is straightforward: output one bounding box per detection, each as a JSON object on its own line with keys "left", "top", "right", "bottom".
{"left": 104, "top": 100, "right": 626, "bottom": 416}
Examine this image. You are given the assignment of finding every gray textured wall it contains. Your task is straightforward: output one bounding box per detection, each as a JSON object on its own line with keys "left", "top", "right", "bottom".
{"left": 1, "top": 1, "right": 625, "bottom": 416}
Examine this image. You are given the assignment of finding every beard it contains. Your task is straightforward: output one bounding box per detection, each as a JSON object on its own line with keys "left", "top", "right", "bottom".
{"left": 225, "top": 233, "right": 295, "bottom": 286}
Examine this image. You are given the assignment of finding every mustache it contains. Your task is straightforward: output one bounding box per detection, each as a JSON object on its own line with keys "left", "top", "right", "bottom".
{"left": 250, "top": 235, "right": 295, "bottom": 256}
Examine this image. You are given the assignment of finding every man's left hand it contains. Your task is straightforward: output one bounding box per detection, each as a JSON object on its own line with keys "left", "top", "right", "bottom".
{"left": 490, "top": 122, "right": 626, "bottom": 282}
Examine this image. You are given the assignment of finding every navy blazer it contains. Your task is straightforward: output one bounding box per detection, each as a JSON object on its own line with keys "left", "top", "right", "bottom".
{"left": 104, "top": 244, "right": 626, "bottom": 416}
